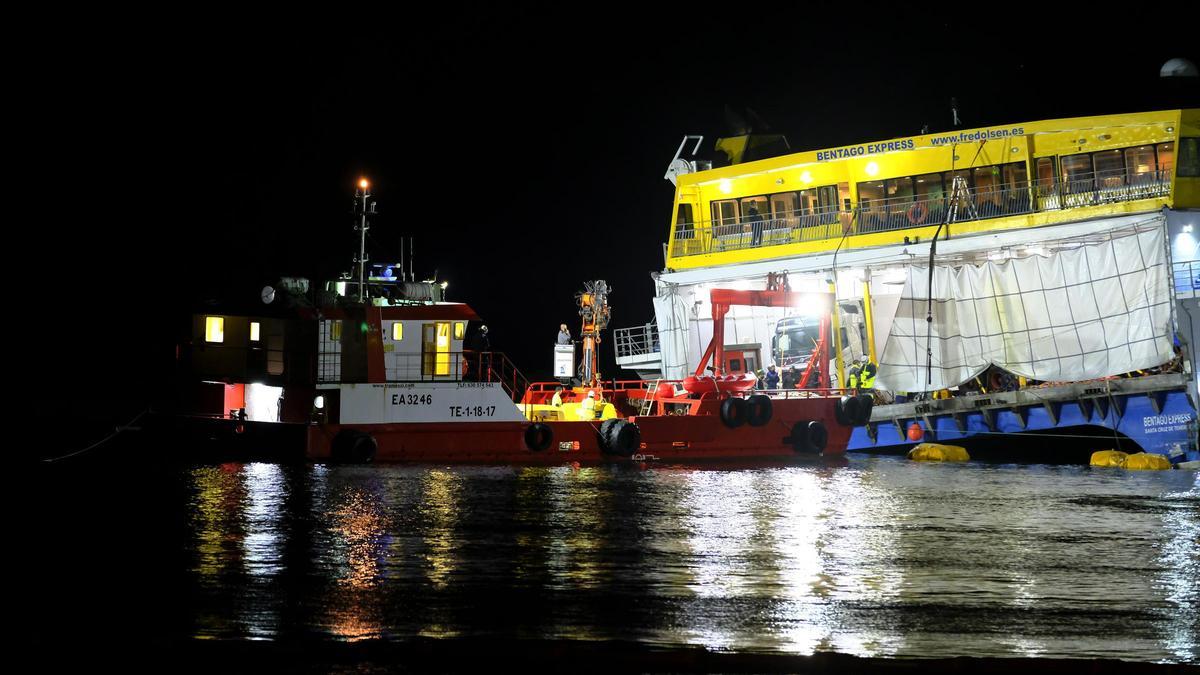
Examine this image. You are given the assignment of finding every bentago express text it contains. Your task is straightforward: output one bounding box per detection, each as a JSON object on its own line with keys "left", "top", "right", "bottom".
{"left": 814, "top": 127, "right": 1026, "bottom": 162}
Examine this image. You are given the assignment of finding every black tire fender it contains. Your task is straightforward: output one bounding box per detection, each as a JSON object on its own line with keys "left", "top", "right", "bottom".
{"left": 719, "top": 397, "right": 748, "bottom": 428}
{"left": 331, "top": 429, "right": 377, "bottom": 463}
{"left": 524, "top": 422, "right": 553, "bottom": 451}
{"left": 747, "top": 394, "right": 773, "bottom": 427}
{"left": 603, "top": 419, "right": 641, "bottom": 456}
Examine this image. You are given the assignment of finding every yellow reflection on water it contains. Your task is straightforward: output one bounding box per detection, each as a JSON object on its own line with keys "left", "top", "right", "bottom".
{"left": 322, "top": 467, "right": 387, "bottom": 642}
{"left": 191, "top": 464, "right": 246, "bottom": 583}
{"left": 419, "top": 469, "right": 460, "bottom": 592}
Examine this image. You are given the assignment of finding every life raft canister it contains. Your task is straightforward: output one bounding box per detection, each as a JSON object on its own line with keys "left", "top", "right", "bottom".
{"left": 907, "top": 201, "right": 928, "bottom": 225}
{"left": 524, "top": 422, "right": 553, "bottom": 451}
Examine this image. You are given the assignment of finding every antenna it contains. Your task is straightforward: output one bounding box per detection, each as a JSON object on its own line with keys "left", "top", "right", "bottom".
{"left": 353, "top": 178, "right": 373, "bottom": 303}
{"left": 951, "top": 97, "right": 961, "bottom": 127}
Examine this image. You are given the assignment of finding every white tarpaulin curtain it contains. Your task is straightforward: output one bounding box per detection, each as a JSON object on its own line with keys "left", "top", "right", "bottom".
{"left": 877, "top": 221, "right": 1173, "bottom": 392}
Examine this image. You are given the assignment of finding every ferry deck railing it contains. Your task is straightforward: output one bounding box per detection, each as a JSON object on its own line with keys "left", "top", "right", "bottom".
{"left": 671, "top": 168, "right": 1172, "bottom": 258}
{"left": 614, "top": 322, "right": 660, "bottom": 359}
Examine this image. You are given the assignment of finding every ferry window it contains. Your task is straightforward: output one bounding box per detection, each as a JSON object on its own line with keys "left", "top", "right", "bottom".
{"left": 1093, "top": 150, "right": 1125, "bottom": 187}
{"left": 1001, "top": 162, "right": 1028, "bottom": 189}
{"left": 249, "top": 321, "right": 261, "bottom": 342}
{"left": 1124, "top": 145, "right": 1157, "bottom": 183}
{"left": 205, "top": 317, "right": 224, "bottom": 343}
{"left": 712, "top": 200, "right": 739, "bottom": 228}
{"left": 1178, "top": 139, "right": 1199, "bottom": 177}
{"left": 797, "top": 188, "right": 818, "bottom": 215}
{"left": 1157, "top": 143, "right": 1175, "bottom": 174}
{"left": 675, "top": 204, "right": 695, "bottom": 239}
{"left": 771, "top": 192, "right": 798, "bottom": 224}
{"left": 1035, "top": 158, "right": 1056, "bottom": 191}
{"left": 1061, "top": 154, "right": 1094, "bottom": 192}
{"left": 454, "top": 322, "right": 465, "bottom": 340}
{"left": 819, "top": 186, "right": 840, "bottom": 213}
{"left": 739, "top": 196, "right": 769, "bottom": 221}
{"left": 857, "top": 181, "right": 885, "bottom": 210}
{"left": 331, "top": 320, "right": 342, "bottom": 342}
{"left": 914, "top": 173, "right": 944, "bottom": 201}
{"left": 972, "top": 166, "right": 1000, "bottom": 195}
{"left": 943, "top": 169, "right": 972, "bottom": 198}
{"left": 886, "top": 177, "right": 914, "bottom": 202}
{"left": 392, "top": 322, "right": 403, "bottom": 341}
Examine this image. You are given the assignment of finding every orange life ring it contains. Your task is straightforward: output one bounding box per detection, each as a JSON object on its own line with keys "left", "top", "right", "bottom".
{"left": 907, "top": 201, "right": 928, "bottom": 225}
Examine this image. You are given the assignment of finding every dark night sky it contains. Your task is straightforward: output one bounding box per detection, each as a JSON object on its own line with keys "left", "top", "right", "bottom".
{"left": 25, "top": 10, "right": 1198, "bottom": 425}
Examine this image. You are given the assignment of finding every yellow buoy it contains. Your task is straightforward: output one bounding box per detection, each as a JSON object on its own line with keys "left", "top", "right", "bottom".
{"left": 1090, "top": 450, "right": 1128, "bottom": 467}
{"left": 908, "top": 443, "right": 970, "bottom": 462}
{"left": 1119, "top": 452, "right": 1173, "bottom": 471}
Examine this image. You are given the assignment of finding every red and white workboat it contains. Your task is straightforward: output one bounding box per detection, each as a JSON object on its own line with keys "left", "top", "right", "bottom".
{"left": 173, "top": 182, "right": 869, "bottom": 463}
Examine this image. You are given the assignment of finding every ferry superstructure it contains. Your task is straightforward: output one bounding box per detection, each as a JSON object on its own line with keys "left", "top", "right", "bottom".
{"left": 617, "top": 109, "right": 1199, "bottom": 464}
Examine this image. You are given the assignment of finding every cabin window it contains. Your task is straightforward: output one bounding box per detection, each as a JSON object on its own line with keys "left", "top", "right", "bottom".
{"left": 712, "top": 200, "right": 739, "bottom": 233}
{"left": 1001, "top": 162, "right": 1028, "bottom": 189}
{"left": 1124, "top": 145, "right": 1157, "bottom": 183}
{"left": 728, "top": 359, "right": 742, "bottom": 372}
{"left": 1157, "top": 142, "right": 1175, "bottom": 174}
{"left": 914, "top": 173, "right": 944, "bottom": 201}
{"left": 1178, "top": 139, "right": 1199, "bottom": 177}
{"left": 267, "top": 335, "right": 284, "bottom": 376}
{"left": 739, "top": 196, "right": 769, "bottom": 223}
{"left": 1093, "top": 150, "right": 1125, "bottom": 187}
{"left": 392, "top": 322, "right": 403, "bottom": 341}
{"left": 249, "top": 321, "right": 261, "bottom": 342}
{"left": 797, "top": 188, "right": 818, "bottom": 215}
{"left": 886, "top": 176, "right": 914, "bottom": 203}
{"left": 454, "top": 322, "right": 465, "bottom": 340}
{"left": 1061, "top": 154, "right": 1094, "bottom": 192}
{"left": 856, "top": 181, "right": 885, "bottom": 210}
{"left": 331, "top": 321, "right": 342, "bottom": 342}
{"left": 1035, "top": 158, "right": 1056, "bottom": 192}
{"left": 674, "top": 203, "right": 695, "bottom": 239}
{"left": 205, "top": 316, "right": 224, "bottom": 343}
{"left": 770, "top": 192, "right": 798, "bottom": 229}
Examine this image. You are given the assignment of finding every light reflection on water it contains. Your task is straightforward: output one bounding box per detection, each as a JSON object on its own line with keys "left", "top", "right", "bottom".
{"left": 183, "top": 457, "right": 1199, "bottom": 661}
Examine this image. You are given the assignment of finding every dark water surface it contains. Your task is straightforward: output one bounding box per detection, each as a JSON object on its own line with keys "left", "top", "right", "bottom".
{"left": 32, "top": 455, "right": 1198, "bottom": 664}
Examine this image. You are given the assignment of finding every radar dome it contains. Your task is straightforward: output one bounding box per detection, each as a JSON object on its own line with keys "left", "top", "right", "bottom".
{"left": 1160, "top": 58, "right": 1198, "bottom": 78}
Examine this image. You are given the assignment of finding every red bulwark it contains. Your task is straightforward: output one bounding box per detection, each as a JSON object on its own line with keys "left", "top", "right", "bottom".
{"left": 378, "top": 304, "right": 480, "bottom": 321}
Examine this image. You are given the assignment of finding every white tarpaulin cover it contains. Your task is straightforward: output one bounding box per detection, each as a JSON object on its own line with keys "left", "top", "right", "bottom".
{"left": 877, "top": 221, "right": 1172, "bottom": 392}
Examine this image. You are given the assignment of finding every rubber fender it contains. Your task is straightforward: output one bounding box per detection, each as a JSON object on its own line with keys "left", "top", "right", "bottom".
{"left": 834, "top": 396, "right": 853, "bottom": 426}
{"left": 331, "top": 429, "right": 377, "bottom": 463}
{"left": 747, "top": 394, "right": 773, "bottom": 427}
{"left": 1120, "top": 452, "right": 1172, "bottom": 470}
{"left": 908, "top": 443, "right": 969, "bottom": 462}
{"left": 604, "top": 419, "right": 641, "bottom": 456}
{"left": 792, "top": 420, "right": 828, "bottom": 453}
{"left": 840, "top": 393, "right": 859, "bottom": 425}
{"left": 599, "top": 419, "right": 618, "bottom": 443}
{"left": 853, "top": 394, "right": 874, "bottom": 425}
{"left": 719, "top": 397, "right": 748, "bottom": 428}
{"left": 524, "top": 422, "right": 553, "bottom": 451}
{"left": 1090, "top": 450, "right": 1128, "bottom": 467}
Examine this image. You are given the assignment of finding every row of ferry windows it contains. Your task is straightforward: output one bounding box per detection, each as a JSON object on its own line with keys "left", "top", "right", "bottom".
{"left": 675, "top": 140, "right": 1189, "bottom": 233}
{"left": 205, "top": 317, "right": 260, "bottom": 343}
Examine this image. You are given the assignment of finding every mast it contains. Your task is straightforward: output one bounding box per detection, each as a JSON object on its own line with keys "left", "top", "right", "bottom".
{"left": 353, "top": 178, "right": 375, "bottom": 302}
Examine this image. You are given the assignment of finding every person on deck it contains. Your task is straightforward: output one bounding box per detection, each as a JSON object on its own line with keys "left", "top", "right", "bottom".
{"left": 551, "top": 386, "right": 564, "bottom": 407}
{"left": 765, "top": 365, "right": 780, "bottom": 390}
{"left": 748, "top": 204, "right": 765, "bottom": 246}
{"left": 579, "top": 390, "right": 597, "bottom": 420}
